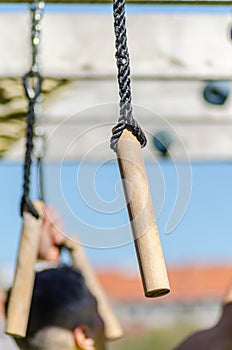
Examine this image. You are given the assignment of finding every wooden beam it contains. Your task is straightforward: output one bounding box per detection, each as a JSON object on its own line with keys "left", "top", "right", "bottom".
{"left": 47, "top": 74, "right": 232, "bottom": 82}
{"left": 4, "top": 74, "right": 232, "bottom": 81}
{"left": 1, "top": 0, "right": 232, "bottom": 5}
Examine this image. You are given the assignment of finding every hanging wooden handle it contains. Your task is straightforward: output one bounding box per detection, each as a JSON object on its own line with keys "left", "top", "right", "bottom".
{"left": 64, "top": 238, "right": 123, "bottom": 341}
{"left": 5, "top": 201, "right": 44, "bottom": 338}
{"left": 117, "top": 129, "right": 170, "bottom": 298}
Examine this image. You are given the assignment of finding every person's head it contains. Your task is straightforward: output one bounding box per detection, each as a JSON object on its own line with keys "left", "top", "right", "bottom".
{"left": 8, "top": 266, "right": 105, "bottom": 350}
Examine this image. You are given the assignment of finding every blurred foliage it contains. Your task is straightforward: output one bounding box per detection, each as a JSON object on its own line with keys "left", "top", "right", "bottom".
{"left": 0, "top": 78, "right": 69, "bottom": 157}
{"left": 110, "top": 324, "right": 197, "bottom": 350}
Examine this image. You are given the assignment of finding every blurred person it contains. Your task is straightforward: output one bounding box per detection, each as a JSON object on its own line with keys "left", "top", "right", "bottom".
{"left": 173, "top": 283, "right": 232, "bottom": 350}
{"left": 7, "top": 266, "right": 106, "bottom": 350}
{"left": 4, "top": 205, "right": 106, "bottom": 350}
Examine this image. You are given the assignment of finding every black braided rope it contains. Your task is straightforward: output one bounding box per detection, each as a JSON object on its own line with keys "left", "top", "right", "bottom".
{"left": 20, "top": 74, "right": 43, "bottom": 219}
{"left": 110, "top": 0, "right": 147, "bottom": 151}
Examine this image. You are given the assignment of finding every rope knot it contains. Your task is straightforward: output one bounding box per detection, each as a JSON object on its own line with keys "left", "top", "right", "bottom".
{"left": 20, "top": 195, "right": 39, "bottom": 219}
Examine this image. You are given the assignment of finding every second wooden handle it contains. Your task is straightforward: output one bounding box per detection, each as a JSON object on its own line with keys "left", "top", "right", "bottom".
{"left": 117, "top": 130, "right": 170, "bottom": 297}
{"left": 65, "top": 238, "right": 123, "bottom": 341}
{"left": 5, "top": 202, "right": 43, "bottom": 337}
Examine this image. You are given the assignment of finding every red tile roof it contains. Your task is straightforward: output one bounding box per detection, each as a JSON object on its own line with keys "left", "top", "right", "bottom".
{"left": 97, "top": 266, "right": 232, "bottom": 303}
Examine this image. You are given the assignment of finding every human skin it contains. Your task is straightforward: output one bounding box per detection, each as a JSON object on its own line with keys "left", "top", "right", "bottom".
{"left": 0, "top": 291, "right": 6, "bottom": 320}
{"left": 38, "top": 204, "right": 66, "bottom": 262}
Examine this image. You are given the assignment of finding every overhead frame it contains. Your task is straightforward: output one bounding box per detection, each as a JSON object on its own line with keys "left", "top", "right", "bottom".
{"left": 51, "top": 74, "right": 232, "bottom": 81}
{"left": 1, "top": 0, "right": 232, "bottom": 5}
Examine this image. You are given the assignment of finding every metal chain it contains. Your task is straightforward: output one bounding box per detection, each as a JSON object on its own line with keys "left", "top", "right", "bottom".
{"left": 21, "top": 0, "right": 45, "bottom": 218}
{"left": 34, "top": 126, "right": 46, "bottom": 203}
{"left": 110, "top": 0, "right": 147, "bottom": 151}
{"left": 30, "top": 1, "right": 45, "bottom": 74}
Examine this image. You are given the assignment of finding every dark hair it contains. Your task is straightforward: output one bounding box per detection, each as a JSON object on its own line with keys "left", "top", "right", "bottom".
{"left": 6, "top": 266, "right": 105, "bottom": 350}
{"left": 30, "top": 266, "right": 100, "bottom": 335}
{"left": 6, "top": 265, "right": 100, "bottom": 338}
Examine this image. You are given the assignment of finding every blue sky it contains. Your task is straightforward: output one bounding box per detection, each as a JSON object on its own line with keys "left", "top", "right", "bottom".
{"left": 1, "top": 160, "right": 232, "bottom": 275}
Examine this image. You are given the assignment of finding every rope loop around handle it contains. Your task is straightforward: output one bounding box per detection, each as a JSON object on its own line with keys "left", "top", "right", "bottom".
{"left": 20, "top": 196, "right": 39, "bottom": 219}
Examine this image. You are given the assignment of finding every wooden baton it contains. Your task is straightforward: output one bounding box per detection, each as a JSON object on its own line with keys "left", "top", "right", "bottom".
{"left": 5, "top": 201, "right": 44, "bottom": 337}
{"left": 116, "top": 129, "right": 170, "bottom": 298}
{"left": 64, "top": 238, "right": 123, "bottom": 340}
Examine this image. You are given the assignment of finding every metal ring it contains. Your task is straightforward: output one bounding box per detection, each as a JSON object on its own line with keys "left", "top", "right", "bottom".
{"left": 23, "top": 71, "right": 43, "bottom": 101}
